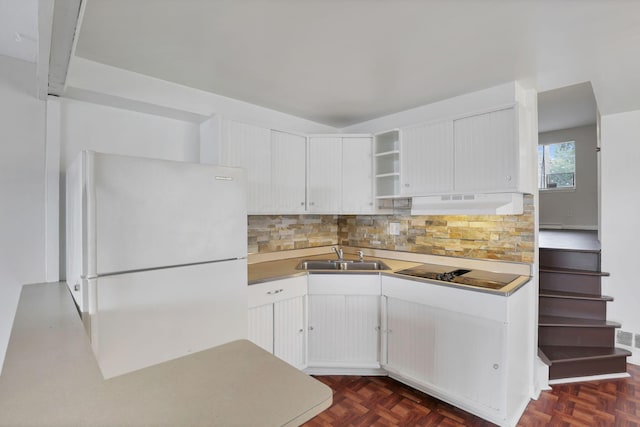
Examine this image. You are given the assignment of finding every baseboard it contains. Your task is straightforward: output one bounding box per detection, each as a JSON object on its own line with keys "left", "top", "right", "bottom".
{"left": 548, "top": 372, "right": 630, "bottom": 385}
{"left": 539, "top": 225, "right": 598, "bottom": 231}
{"left": 304, "top": 367, "right": 386, "bottom": 376}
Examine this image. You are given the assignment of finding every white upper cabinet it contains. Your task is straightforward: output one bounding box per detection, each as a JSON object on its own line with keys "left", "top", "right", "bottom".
{"left": 221, "top": 123, "right": 374, "bottom": 215}
{"left": 308, "top": 137, "right": 342, "bottom": 213}
{"left": 221, "top": 121, "right": 308, "bottom": 214}
{"left": 386, "top": 106, "right": 520, "bottom": 197}
{"left": 308, "top": 135, "right": 374, "bottom": 214}
{"left": 342, "top": 137, "right": 374, "bottom": 214}
{"left": 222, "top": 120, "right": 273, "bottom": 213}
{"left": 454, "top": 108, "right": 518, "bottom": 193}
{"left": 400, "top": 120, "right": 454, "bottom": 196}
{"left": 271, "top": 130, "right": 306, "bottom": 213}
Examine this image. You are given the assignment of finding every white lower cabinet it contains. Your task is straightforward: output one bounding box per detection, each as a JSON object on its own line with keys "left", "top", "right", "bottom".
{"left": 384, "top": 296, "right": 506, "bottom": 415}
{"left": 384, "top": 297, "right": 435, "bottom": 382}
{"left": 249, "top": 272, "right": 531, "bottom": 426}
{"left": 248, "top": 303, "right": 274, "bottom": 353}
{"left": 307, "top": 274, "right": 381, "bottom": 370}
{"left": 247, "top": 276, "right": 307, "bottom": 370}
{"left": 432, "top": 308, "right": 505, "bottom": 413}
{"left": 273, "top": 296, "right": 306, "bottom": 369}
{"left": 382, "top": 275, "right": 531, "bottom": 427}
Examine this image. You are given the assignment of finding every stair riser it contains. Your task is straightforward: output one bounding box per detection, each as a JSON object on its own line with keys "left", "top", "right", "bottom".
{"left": 539, "top": 272, "right": 601, "bottom": 295}
{"left": 539, "top": 327, "right": 615, "bottom": 347}
{"left": 539, "top": 298, "right": 607, "bottom": 321}
{"left": 540, "top": 249, "right": 600, "bottom": 271}
{"left": 549, "top": 355, "right": 628, "bottom": 380}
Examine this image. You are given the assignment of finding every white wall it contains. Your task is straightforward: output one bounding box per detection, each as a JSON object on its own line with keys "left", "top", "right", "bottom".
{"left": 601, "top": 110, "right": 640, "bottom": 365}
{"left": 59, "top": 98, "right": 200, "bottom": 169}
{"left": 55, "top": 98, "right": 201, "bottom": 279}
{"left": 66, "top": 57, "right": 338, "bottom": 135}
{"left": 539, "top": 125, "right": 598, "bottom": 229}
{"left": 0, "top": 56, "right": 46, "bottom": 373}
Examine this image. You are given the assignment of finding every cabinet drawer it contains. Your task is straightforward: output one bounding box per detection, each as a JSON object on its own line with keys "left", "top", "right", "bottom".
{"left": 308, "top": 274, "right": 381, "bottom": 295}
{"left": 248, "top": 276, "right": 307, "bottom": 308}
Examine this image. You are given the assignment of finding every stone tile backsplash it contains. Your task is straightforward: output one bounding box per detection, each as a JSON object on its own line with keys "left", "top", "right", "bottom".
{"left": 248, "top": 195, "right": 534, "bottom": 263}
{"left": 248, "top": 215, "right": 339, "bottom": 254}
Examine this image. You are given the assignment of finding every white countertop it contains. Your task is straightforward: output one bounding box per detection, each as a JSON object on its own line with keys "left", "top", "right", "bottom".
{"left": 0, "top": 283, "right": 332, "bottom": 426}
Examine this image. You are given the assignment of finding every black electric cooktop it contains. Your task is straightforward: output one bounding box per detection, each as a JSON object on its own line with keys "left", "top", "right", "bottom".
{"left": 395, "top": 263, "right": 519, "bottom": 290}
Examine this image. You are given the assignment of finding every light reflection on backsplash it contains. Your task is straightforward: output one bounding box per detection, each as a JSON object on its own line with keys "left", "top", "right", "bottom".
{"left": 248, "top": 195, "right": 534, "bottom": 263}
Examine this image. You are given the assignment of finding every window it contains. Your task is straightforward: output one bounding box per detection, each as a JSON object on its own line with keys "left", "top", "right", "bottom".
{"left": 538, "top": 141, "right": 576, "bottom": 190}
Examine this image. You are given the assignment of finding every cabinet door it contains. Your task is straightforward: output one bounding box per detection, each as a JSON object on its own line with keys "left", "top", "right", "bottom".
{"left": 432, "top": 308, "right": 506, "bottom": 414}
{"left": 223, "top": 121, "right": 273, "bottom": 213}
{"left": 454, "top": 108, "right": 517, "bottom": 192}
{"left": 344, "top": 295, "right": 379, "bottom": 364}
{"left": 308, "top": 294, "right": 379, "bottom": 366}
{"left": 274, "top": 296, "right": 306, "bottom": 370}
{"left": 308, "top": 137, "right": 342, "bottom": 213}
{"left": 342, "top": 137, "right": 374, "bottom": 213}
{"left": 308, "top": 294, "right": 344, "bottom": 364}
{"left": 248, "top": 304, "right": 274, "bottom": 353}
{"left": 385, "top": 297, "right": 435, "bottom": 383}
{"left": 272, "top": 131, "right": 306, "bottom": 213}
{"left": 400, "top": 120, "right": 454, "bottom": 195}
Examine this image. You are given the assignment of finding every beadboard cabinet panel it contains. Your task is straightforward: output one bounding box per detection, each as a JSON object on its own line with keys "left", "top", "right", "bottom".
{"left": 271, "top": 130, "right": 306, "bottom": 213}
{"left": 432, "top": 308, "right": 506, "bottom": 414}
{"left": 385, "top": 297, "right": 435, "bottom": 382}
{"left": 308, "top": 137, "right": 342, "bottom": 213}
{"left": 308, "top": 294, "right": 345, "bottom": 364}
{"left": 247, "top": 276, "right": 307, "bottom": 369}
{"left": 248, "top": 303, "right": 274, "bottom": 353}
{"left": 222, "top": 120, "right": 273, "bottom": 213}
{"left": 307, "top": 274, "right": 381, "bottom": 368}
{"left": 400, "top": 120, "right": 454, "bottom": 196}
{"left": 454, "top": 108, "right": 518, "bottom": 193}
{"left": 274, "top": 296, "right": 306, "bottom": 370}
{"left": 342, "top": 137, "right": 374, "bottom": 213}
{"left": 344, "top": 295, "right": 380, "bottom": 363}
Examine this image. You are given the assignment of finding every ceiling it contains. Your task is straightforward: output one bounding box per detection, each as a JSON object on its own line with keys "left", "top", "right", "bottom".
{"left": 2, "top": 1, "right": 639, "bottom": 129}
{"left": 538, "top": 82, "right": 597, "bottom": 133}
{"left": 0, "top": 0, "right": 38, "bottom": 63}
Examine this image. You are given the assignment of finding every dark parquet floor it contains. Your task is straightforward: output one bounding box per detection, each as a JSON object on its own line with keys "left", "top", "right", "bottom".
{"left": 302, "top": 364, "right": 640, "bottom": 426}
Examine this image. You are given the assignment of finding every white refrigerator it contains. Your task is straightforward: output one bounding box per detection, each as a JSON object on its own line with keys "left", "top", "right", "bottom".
{"left": 66, "top": 151, "right": 248, "bottom": 378}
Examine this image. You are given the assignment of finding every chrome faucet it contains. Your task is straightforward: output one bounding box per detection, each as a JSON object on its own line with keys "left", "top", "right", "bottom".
{"left": 332, "top": 246, "right": 343, "bottom": 261}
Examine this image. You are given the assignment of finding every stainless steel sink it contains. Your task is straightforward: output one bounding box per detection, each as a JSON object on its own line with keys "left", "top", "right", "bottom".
{"left": 296, "top": 259, "right": 390, "bottom": 271}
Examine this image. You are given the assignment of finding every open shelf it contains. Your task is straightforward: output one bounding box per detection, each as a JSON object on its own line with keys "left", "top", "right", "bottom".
{"left": 374, "top": 130, "right": 400, "bottom": 198}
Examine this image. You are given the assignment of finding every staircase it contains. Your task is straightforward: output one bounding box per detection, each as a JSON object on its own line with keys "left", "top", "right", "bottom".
{"left": 538, "top": 242, "right": 631, "bottom": 381}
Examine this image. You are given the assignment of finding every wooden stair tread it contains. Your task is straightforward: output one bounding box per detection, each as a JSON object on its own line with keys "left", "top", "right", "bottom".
{"left": 539, "top": 315, "right": 621, "bottom": 328}
{"left": 540, "top": 247, "right": 601, "bottom": 254}
{"left": 539, "top": 290, "right": 613, "bottom": 302}
{"left": 539, "top": 346, "right": 631, "bottom": 364}
{"left": 540, "top": 266, "right": 610, "bottom": 276}
{"left": 537, "top": 231, "right": 628, "bottom": 381}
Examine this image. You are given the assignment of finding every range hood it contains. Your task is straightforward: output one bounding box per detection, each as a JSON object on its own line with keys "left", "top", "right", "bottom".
{"left": 411, "top": 193, "right": 524, "bottom": 215}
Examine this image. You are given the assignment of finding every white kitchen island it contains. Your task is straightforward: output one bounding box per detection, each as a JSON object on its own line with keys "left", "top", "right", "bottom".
{"left": 0, "top": 283, "right": 332, "bottom": 426}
